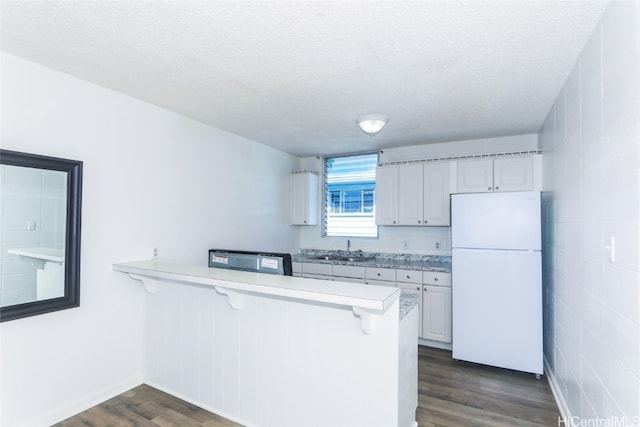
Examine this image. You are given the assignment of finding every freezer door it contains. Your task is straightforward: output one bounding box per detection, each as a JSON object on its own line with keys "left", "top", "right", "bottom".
{"left": 451, "top": 191, "right": 541, "bottom": 250}
{"left": 452, "top": 248, "right": 542, "bottom": 375}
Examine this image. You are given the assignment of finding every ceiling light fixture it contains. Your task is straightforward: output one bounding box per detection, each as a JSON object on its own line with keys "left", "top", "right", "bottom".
{"left": 357, "top": 114, "right": 387, "bottom": 136}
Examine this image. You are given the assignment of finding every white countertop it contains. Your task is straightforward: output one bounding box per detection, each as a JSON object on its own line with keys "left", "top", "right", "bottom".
{"left": 113, "top": 260, "right": 401, "bottom": 312}
{"left": 8, "top": 247, "right": 65, "bottom": 263}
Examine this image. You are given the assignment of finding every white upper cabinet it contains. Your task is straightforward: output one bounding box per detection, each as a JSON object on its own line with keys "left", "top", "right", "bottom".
{"left": 456, "top": 156, "right": 533, "bottom": 193}
{"left": 493, "top": 157, "right": 534, "bottom": 192}
{"left": 423, "top": 162, "right": 451, "bottom": 226}
{"left": 290, "top": 171, "right": 318, "bottom": 225}
{"left": 378, "top": 162, "right": 451, "bottom": 227}
{"left": 456, "top": 159, "right": 494, "bottom": 193}
{"left": 398, "top": 164, "right": 424, "bottom": 225}
{"left": 375, "top": 165, "right": 399, "bottom": 225}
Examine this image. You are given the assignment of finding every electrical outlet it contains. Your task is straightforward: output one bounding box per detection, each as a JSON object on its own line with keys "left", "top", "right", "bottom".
{"left": 403, "top": 240, "right": 410, "bottom": 250}
{"left": 434, "top": 240, "right": 441, "bottom": 250}
{"left": 153, "top": 247, "right": 159, "bottom": 259}
{"left": 606, "top": 236, "right": 615, "bottom": 262}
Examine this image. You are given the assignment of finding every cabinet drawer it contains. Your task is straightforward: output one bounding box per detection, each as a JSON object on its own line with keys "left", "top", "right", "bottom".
{"left": 302, "top": 262, "right": 332, "bottom": 276}
{"left": 365, "top": 267, "right": 396, "bottom": 282}
{"left": 396, "top": 269, "right": 422, "bottom": 284}
{"left": 365, "top": 279, "right": 396, "bottom": 288}
{"left": 332, "top": 265, "right": 365, "bottom": 279}
{"left": 333, "top": 277, "right": 365, "bottom": 284}
{"left": 422, "top": 272, "right": 451, "bottom": 287}
{"left": 396, "top": 282, "right": 422, "bottom": 292}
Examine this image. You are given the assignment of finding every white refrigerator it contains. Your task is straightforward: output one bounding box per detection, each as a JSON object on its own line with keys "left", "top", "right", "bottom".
{"left": 451, "top": 191, "right": 542, "bottom": 375}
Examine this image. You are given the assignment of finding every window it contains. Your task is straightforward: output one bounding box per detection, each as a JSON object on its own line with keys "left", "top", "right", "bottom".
{"left": 323, "top": 153, "right": 378, "bottom": 237}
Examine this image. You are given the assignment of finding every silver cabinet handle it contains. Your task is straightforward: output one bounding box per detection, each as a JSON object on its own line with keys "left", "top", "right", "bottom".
{"left": 434, "top": 277, "right": 438, "bottom": 281}
{"left": 495, "top": 186, "right": 499, "bottom": 190}
{"left": 488, "top": 186, "right": 492, "bottom": 190}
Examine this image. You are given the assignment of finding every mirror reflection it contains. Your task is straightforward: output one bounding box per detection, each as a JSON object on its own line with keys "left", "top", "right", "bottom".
{"left": 1, "top": 165, "right": 68, "bottom": 306}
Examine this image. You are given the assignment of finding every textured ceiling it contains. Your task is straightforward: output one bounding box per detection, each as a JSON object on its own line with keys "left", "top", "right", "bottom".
{"left": 1, "top": 1, "right": 608, "bottom": 157}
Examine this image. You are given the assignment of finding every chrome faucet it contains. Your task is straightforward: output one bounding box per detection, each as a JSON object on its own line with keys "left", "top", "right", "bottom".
{"left": 347, "top": 239, "right": 351, "bottom": 254}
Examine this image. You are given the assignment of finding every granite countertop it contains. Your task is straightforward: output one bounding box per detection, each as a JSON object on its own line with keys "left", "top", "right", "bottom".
{"left": 399, "top": 292, "right": 421, "bottom": 320}
{"left": 292, "top": 250, "right": 451, "bottom": 273}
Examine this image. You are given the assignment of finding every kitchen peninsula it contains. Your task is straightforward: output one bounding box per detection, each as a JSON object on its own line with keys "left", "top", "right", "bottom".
{"left": 113, "top": 260, "right": 419, "bottom": 427}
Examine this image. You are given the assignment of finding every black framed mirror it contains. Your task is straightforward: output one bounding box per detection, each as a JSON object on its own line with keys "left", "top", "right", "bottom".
{"left": 0, "top": 150, "right": 82, "bottom": 322}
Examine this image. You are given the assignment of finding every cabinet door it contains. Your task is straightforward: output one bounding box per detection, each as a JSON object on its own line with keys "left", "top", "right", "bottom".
{"left": 456, "top": 159, "right": 494, "bottom": 193}
{"left": 398, "top": 164, "right": 424, "bottom": 225}
{"left": 375, "top": 165, "right": 399, "bottom": 225}
{"left": 422, "top": 285, "right": 452, "bottom": 343}
{"left": 290, "top": 172, "right": 318, "bottom": 225}
{"left": 423, "top": 162, "right": 450, "bottom": 226}
{"left": 493, "top": 157, "right": 533, "bottom": 192}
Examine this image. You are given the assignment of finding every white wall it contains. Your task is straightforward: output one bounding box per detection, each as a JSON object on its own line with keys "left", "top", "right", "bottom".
{"left": 0, "top": 52, "right": 299, "bottom": 427}
{"left": 299, "top": 134, "right": 538, "bottom": 255}
{"left": 539, "top": 1, "right": 639, "bottom": 423}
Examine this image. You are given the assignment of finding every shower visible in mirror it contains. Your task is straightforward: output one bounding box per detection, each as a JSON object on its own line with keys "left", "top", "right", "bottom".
{"left": 0, "top": 150, "right": 82, "bottom": 322}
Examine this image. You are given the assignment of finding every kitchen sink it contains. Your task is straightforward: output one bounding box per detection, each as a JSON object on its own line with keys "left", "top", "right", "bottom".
{"left": 340, "top": 256, "right": 375, "bottom": 262}
{"left": 309, "top": 255, "right": 344, "bottom": 261}
{"left": 308, "top": 255, "right": 375, "bottom": 262}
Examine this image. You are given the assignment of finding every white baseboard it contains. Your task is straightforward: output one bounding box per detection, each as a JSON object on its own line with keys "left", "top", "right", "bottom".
{"left": 144, "top": 380, "right": 250, "bottom": 427}
{"left": 418, "top": 338, "right": 452, "bottom": 351}
{"left": 19, "top": 375, "right": 144, "bottom": 427}
{"left": 544, "top": 357, "right": 571, "bottom": 422}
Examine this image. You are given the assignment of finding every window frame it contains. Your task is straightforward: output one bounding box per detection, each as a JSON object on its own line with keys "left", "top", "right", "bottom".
{"left": 322, "top": 152, "right": 379, "bottom": 239}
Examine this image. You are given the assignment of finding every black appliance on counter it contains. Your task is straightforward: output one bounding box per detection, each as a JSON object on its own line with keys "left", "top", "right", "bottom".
{"left": 208, "top": 249, "right": 293, "bottom": 276}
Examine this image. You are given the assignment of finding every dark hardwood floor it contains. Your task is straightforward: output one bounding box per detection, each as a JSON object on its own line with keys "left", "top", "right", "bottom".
{"left": 416, "top": 346, "right": 560, "bottom": 426}
{"left": 55, "top": 346, "right": 560, "bottom": 427}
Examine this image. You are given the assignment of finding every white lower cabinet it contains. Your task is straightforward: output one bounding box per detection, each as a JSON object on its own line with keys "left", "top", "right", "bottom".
{"left": 298, "top": 261, "right": 452, "bottom": 345}
{"left": 365, "top": 267, "right": 396, "bottom": 287}
{"left": 365, "top": 279, "right": 396, "bottom": 287}
{"left": 332, "top": 265, "right": 365, "bottom": 284}
{"left": 422, "top": 272, "right": 452, "bottom": 343}
{"left": 292, "top": 262, "right": 302, "bottom": 277}
{"left": 301, "top": 262, "right": 332, "bottom": 281}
